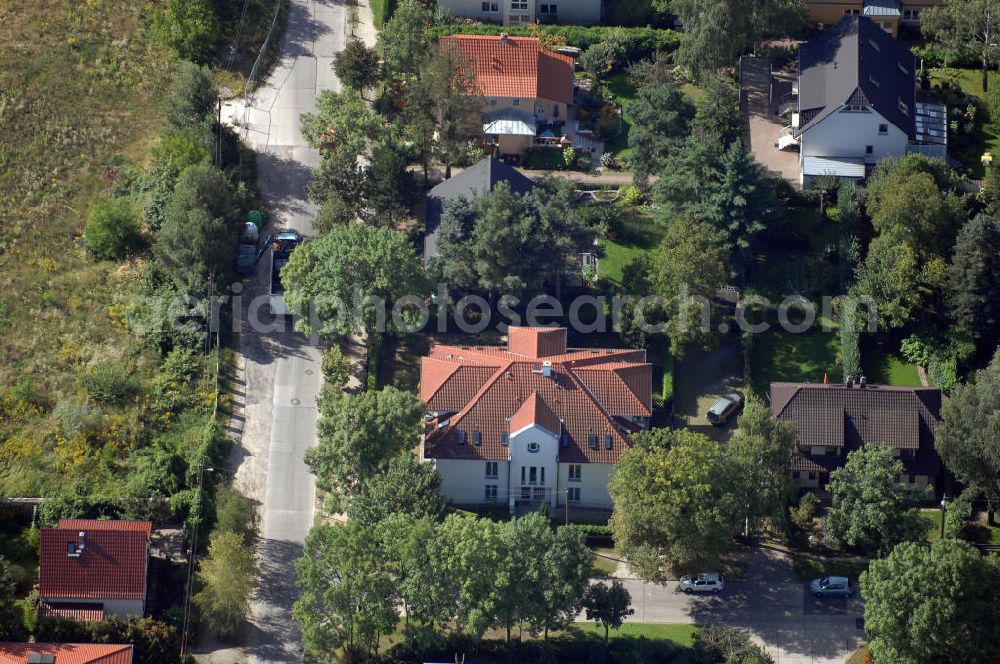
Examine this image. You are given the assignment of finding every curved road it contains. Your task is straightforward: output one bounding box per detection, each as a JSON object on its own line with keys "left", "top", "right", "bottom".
{"left": 219, "top": 1, "right": 373, "bottom": 661}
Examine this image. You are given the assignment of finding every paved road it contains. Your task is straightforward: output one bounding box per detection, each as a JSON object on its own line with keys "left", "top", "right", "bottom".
{"left": 212, "top": 1, "right": 372, "bottom": 662}
{"left": 606, "top": 548, "right": 865, "bottom": 664}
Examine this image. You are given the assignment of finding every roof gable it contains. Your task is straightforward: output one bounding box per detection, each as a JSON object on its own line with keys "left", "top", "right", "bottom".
{"left": 797, "top": 16, "right": 915, "bottom": 138}
{"left": 510, "top": 392, "right": 561, "bottom": 436}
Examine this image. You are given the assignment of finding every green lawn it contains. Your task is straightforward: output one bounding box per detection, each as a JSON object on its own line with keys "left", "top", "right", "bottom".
{"left": 604, "top": 72, "right": 637, "bottom": 159}
{"left": 928, "top": 67, "right": 1000, "bottom": 176}
{"left": 591, "top": 546, "right": 619, "bottom": 577}
{"left": 570, "top": 622, "right": 701, "bottom": 647}
{"left": 788, "top": 550, "right": 870, "bottom": 583}
{"left": 921, "top": 508, "right": 1000, "bottom": 545}
{"left": 861, "top": 349, "right": 922, "bottom": 387}
{"left": 921, "top": 509, "right": 944, "bottom": 543}
{"left": 598, "top": 210, "right": 669, "bottom": 286}
{"left": 749, "top": 320, "right": 840, "bottom": 397}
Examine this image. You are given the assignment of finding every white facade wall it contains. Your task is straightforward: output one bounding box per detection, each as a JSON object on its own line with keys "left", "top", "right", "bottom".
{"left": 509, "top": 424, "right": 560, "bottom": 509}
{"left": 435, "top": 458, "right": 510, "bottom": 505}
{"left": 437, "top": 0, "right": 601, "bottom": 25}
{"left": 557, "top": 462, "right": 614, "bottom": 509}
{"left": 800, "top": 106, "right": 908, "bottom": 165}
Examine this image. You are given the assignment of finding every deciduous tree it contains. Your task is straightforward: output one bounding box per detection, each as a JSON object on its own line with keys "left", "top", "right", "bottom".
{"left": 347, "top": 453, "right": 450, "bottom": 526}
{"left": 861, "top": 539, "right": 1000, "bottom": 664}
{"left": 84, "top": 198, "right": 143, "bottom": 261}
{"left": 583, "top": 580, "right": 634, "bottom": 649}
{"left": 194, "top": 530, "right": 258, "bottom": 637}
{"left": 333, "top": 38, "right": 381, "bottom": 95}
{"left": 935, "top": 349, "right": 1000, "bottom": 523}
{"left": 305, "top": 387, "right": 426, "bottom": 512}
{"left": 281, "top": 224, "right": 426, "bottom": 339}
{"left": 609, "top": 428, "right": 739, "bottom": 578}
{"left": 294, "top": 522, "right": 398, "bottom": 658}
{"left": 378, "top": 0, "right": 434, "bottom": 80}
{"left": 825, "top": 446, "right": 924, "bottom": 555}
{"left": 923, "top": 0, "right": 1000, "bottom": 91}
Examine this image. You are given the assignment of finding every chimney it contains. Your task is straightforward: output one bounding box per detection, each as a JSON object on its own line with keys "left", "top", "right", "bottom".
{"left": 846, "top": 375, "right": 854, "bottom": 387}
{"left": 859, "top": 375, "right": 867, "bottom": 388}
{"left": 500, "top": 32, "right": 510, "bottom": 44}
{"left": 542, "top": 360, "right": 553, "bottom": 378}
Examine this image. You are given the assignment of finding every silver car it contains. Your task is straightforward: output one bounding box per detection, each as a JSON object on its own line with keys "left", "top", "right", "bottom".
{"left": 810, "top": 576, "right": 851, "bottom": 597}
{"left": 679, "top": 572, "right": 725, "bottom": 593}
{"left": 707, "top": 392, "right": 743, "bottom": 425}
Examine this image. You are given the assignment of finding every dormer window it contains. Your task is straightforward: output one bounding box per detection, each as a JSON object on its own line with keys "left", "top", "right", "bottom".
{"left": 604, "top": 434, "right": 613, "bottom": 449}
{"left": 868, "top": 74, "right": 879, "bottom": 88}
{"left": 897, "top": 62, "right": 909, "bottom": 76}
{"left": 868, "top": 38, "right": 880, "bottom": 53}
{"left": 473, "top": 431, "right": 482, "bottom": 446}
{"left": 501, "top": 432, "right": 509, "bottom": 446}
{"left": 898, "top": 98, "right": 910, "bottom": 116}
{"left": 560, "top": 431, "right": 570, "bottom": 448}
{"left": 588, "top": 434, "right": 597, "bottom": 449}
{"left": 458, "top": 431, "right": 467, "bottom": 445}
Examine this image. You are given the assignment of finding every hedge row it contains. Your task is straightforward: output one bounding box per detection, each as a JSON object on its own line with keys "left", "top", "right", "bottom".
{"left": 429, "top": 23, "right": 681, "bottom": 62}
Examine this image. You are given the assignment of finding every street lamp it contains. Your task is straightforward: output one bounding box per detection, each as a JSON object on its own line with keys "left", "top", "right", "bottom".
{"left": 939, "top": 495, "right": 949, "bottom": 540}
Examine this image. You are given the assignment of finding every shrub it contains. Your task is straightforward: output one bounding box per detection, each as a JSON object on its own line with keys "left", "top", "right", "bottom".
{"left": 165, "top": 61, "right": 217, "bottom": 131}
{"left": 151, "top": 347, "right": 202, "bottom": 413}
{"left": 790, "top": 491, "right": 819, "bottom": 535}
{"left": 156, "top": 0, "right": 218, "bottom": 63}
{"left": 563, "top": 146, "right": 578, "bottom": 169}
{"left": 81, "top": 358, "right": 140, "bottom": 405}
{"left": 618, "top": 184, "right": 642, "bottom": 205}
{"left": 213, "top": 484, "right": 258, "bottom": 546}
{"left": 321, "top": 345, "right": 354, "bottom": 390}
{"left": 579, "top": 37, "right": 627, "bottom": 77}
{"left": 52, "top": 398, "right": 105, "bottom": 440}
{"left": 84, "top": 198, "right": 143, "bottom": 260}
{"left": 429, "top": 24, "right": 680, "bottom": 62}
{"left": 600, "top": 152, "right": 618, "bottom": 170}
{"left": 944, "top": 493, "right": 972, "bottom": 539}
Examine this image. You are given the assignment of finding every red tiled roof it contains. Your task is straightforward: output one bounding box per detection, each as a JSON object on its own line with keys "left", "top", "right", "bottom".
{"left": 38, "top": 602, "right": 105, "bottom": 622}
{"left": 509, "top": 327, "right": 567, "bottom": 358}
{"left": 422, "top": 328, "right": 651, "bottom": 464}
{"left": 510, "top": 392, "right": 561, "bottom": 436}
{"left": 58, "top": 521, "right": 152, "bottom": 539}
{"left": 0, "top": 643, "right": 132, "bottom": 664}
{"left": 441, "top": 35, "right": 574, "bottom": 105}
{"left": 39, "top": 524, "right": 149, "bottom": 602}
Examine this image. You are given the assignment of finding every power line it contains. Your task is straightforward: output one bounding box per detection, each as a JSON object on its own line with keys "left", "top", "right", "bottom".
{"left": 227, "top": 0, "right": 252, "bottom": 70}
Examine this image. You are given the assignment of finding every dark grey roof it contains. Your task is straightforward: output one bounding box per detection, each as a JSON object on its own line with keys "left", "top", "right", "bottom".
{"left": 772, "top": 381, "right": 942, "bottom": 479}
{"left": 796, "top": 16, "right": 915, "bottom": 139}
{"left": 424, "top": 156, "right": 536, "bottom": 259}
{"left": 863, "top": 0, "right": 901, "bottom": 17}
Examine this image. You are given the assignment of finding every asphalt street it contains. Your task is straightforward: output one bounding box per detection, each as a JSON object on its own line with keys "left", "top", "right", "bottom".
{"left": 605, "top": 547, "right": 866, "bottom": 664}
{"left": 219, "top": 1, "right": 363, "bottom": 662}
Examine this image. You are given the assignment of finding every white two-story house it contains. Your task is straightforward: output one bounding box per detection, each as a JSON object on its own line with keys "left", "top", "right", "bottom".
{"left": 436, "top": 0, "right": 601, "bottom": 26}
{"left": 419, "top": 327, "right": 652, "bottom": 512}
{"left": 792, "top": 15, "right": 945, "bottom": 186}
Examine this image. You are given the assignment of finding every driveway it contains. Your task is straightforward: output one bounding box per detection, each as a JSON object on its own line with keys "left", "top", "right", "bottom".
{"left": 607, "top": 547, "right": 865, "bottom": 664}
{"left": 673, "top": 338, "right": 742, "bottom": 443}
{"left": 198, "top": 1, "right": 375, "bottom": 662}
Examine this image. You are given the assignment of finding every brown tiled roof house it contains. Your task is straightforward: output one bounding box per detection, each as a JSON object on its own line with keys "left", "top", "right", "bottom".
{"left": 421, "top": 327, "right": 651, "bottom": 510}
{"left": 0, "top": 643, "right": 133, "bottom": 664}
{"left": 770, "top": 381, "right": 942, "bottom": 491}
{"left": 38, "top": 520, "right": 151, "bottom": 623}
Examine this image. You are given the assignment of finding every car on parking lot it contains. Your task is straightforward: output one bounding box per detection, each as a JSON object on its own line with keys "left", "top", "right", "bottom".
{"left": 809, "top": 576, "right": 851, "bottom": 597}
{"left": 679, "top": 572, "right": 725, "bottom": 593}
{"left": 707, "top": 392, "right": 743, "bottom": 425}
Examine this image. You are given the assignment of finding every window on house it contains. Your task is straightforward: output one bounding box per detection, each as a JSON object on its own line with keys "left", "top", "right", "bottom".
{"left": 898, "top": 98, "right": 910, "bottom": 116}
{"left": 540, "top": 467, "right": 545, "bottom": 485}
{"left": 512, "top": 98, "right": 520, "bottom": 106}
{"left": 485, "top": 462, "right": 498, "bottom": 479}
{"left": 521, "top": 466, "right": 526, "bottom": 484}
{"left": 866, "top": 145, "right": 874, "bottom": 155}
{"left": 903, "top": 9, "right": 920, "bottom": 21}
{"left": 527, "top": 441, "right": 540, "bottom": 453}
{"left": 529, "top": 467, "right": 537, "bottom": 484}
{"left": 521, "top": 486, "right": 531, "bottom": 500}
{"left": 501, "top": 432, "right": 509, "bottom": 446}
{"left": 568, "top": 464, "right": 581, "bottom": 482}
{"left": 604, "top": 434, "right": 613, "bottom": 450}
{"left": 481, "top": 1, "right": 499, "bottom": 11}
{"left": 485, "top": 484, "right": 498, "bottom": 502}
{"left": 489, "top": 98, "right": 497, "bottom": 106}
{"left": 560, "top": 432, "right": 569, "bottom": 448}
{"left": 878, "top": 123, "right": 888, "bottom": 135}
{"left": 473, "top": 431, "right": 482, "bottom": 446}
{"left": 843, "top": 8, "right": 860, "bottom": 15}
{"left": 588, "top": 434, "right": 597, "bottom": 449}
{"left": 568, "top": 487, "right": 580, "bottom": 502}
{"left": 533, "top": 487, "right": 546, "bottom": 501}
{"left": 540, "top": 3, "right": 557, "bottom": 13}
{"left": 511, "top": 0, "right": 528, "bottom": 8}
{"left": 458, "top": 431, "right": 467, "bottom": 445}
{"left": 825, "top": 446, "right": 838, "bottom": 455}
{"left": 808, "top": 472, "right": 817, "bottom": 480}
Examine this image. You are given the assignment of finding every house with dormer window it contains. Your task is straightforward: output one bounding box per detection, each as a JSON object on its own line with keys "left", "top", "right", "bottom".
{"left": 419, "top": 327, "right": 651, "bottom": 512}
{"left": 787, "top": 15, "right": 945, "bottom": 186}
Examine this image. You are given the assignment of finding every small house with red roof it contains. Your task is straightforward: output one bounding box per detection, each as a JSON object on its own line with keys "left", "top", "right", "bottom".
{"left": 420, "top": 327, "right": 651, "bottom": 510}
{"left": 441, "top": 34, "right": 575, "bottom": 156}
{"left": 38, "top": 520, "right": 151, "bottom": 622}
{"left": 0, "top": 643, "right": 133, "bottom": 664}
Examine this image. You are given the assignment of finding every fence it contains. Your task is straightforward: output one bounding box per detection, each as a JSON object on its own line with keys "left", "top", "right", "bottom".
{"left": 245, "top": 0, "right": 285, "bottom": 99}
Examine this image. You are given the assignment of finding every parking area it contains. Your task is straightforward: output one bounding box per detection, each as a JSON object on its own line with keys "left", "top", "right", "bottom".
{"left": 673, "top": 338, "right": 743, "bottom": 442}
